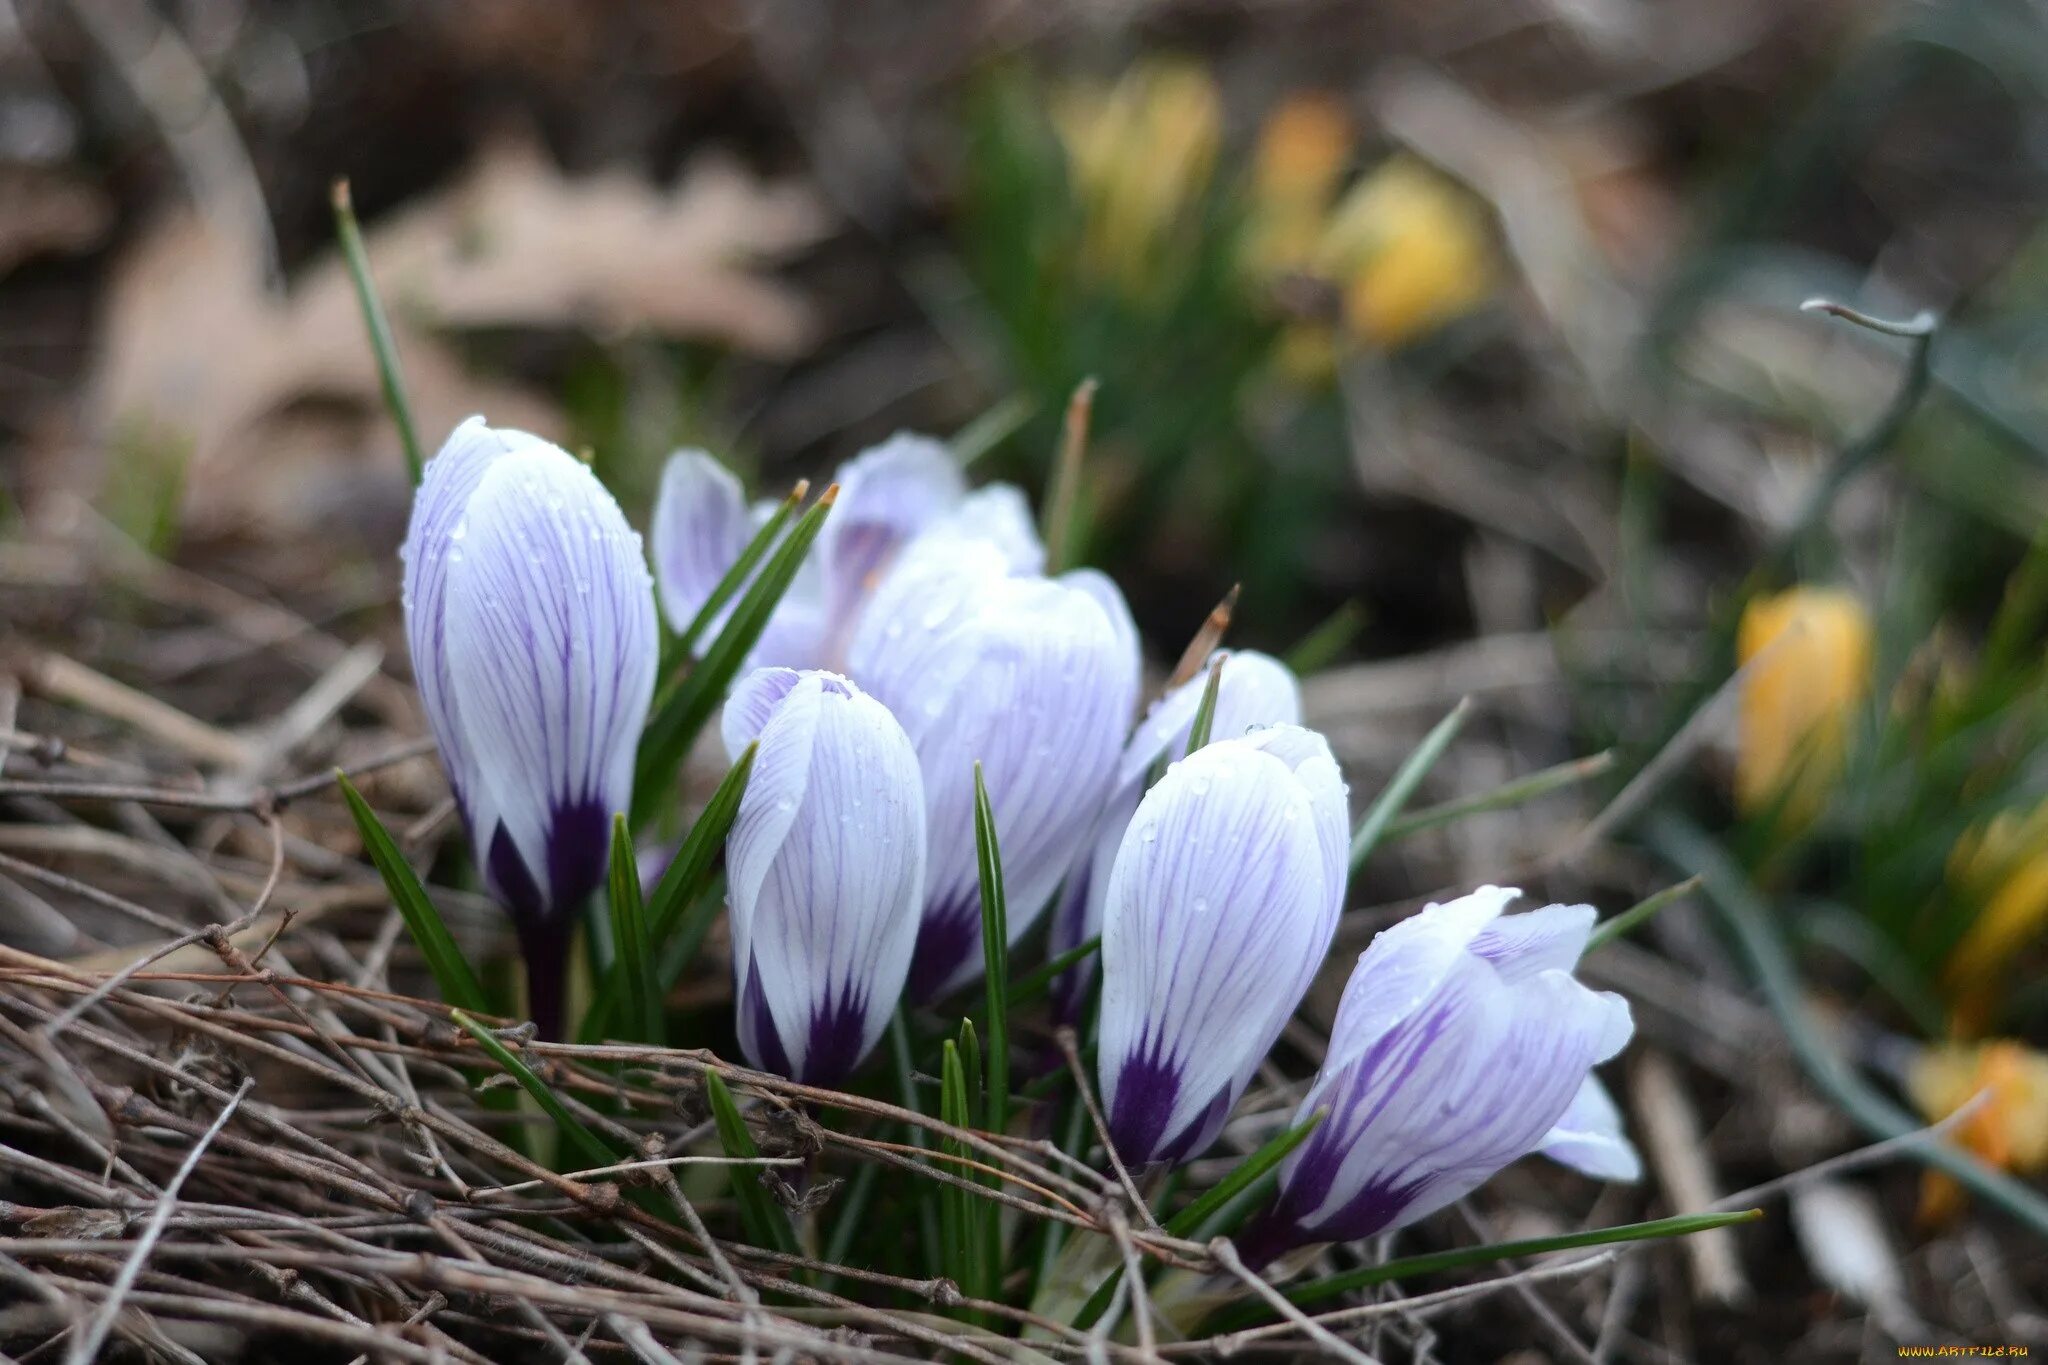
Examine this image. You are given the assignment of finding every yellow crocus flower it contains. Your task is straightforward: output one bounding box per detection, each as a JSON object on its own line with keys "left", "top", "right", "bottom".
{"left": 1243, "top": 92, "right": 1353, "bottom": 278}
{"left": 1735, "top": 587, "right": 1873, "bottom": 826}
{"left": 1052, "top": 59, "right": 1221, "bottom": 302}
{"left": 1318, "top": 158, "right": 1494, "bottom": 349}
{"left": 1943, "top": 801, "right": 2048, "bottom": 1030}
{"left": 1908, "top": 1040, "right": 2048, "bottom": 1223}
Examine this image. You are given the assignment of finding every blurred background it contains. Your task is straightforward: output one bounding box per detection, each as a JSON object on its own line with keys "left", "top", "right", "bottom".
{"left": 6, "top": 0, "right": 2048, "bottom": 1358}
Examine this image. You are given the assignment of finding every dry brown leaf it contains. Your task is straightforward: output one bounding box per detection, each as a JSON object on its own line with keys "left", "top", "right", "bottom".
{"left": 56, "top": 135, "right": 830, "bottom": 538}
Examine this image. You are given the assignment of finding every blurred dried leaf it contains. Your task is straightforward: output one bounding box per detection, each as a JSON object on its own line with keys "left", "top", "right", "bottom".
{"left": 0, "top": 166, "right": 110, "bottom": 277}
{"left": 57, "top": 136, "right": 829, "bottom": 538}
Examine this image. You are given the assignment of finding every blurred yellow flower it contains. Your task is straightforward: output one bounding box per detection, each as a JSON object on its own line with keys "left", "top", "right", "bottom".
{"left": 1244, "top": 93, "right": 1353, "bottom": 278}
{"left": 1908, "top": 1040, "right": 2048, "bottom": 1223}
{"left": 1319, "top": 158, "right": 1494, "bottom": 349}
{"left": 1053, "top": 59, "right": 1221, "bottom": 302}
{"left": 1735, "top": 587, "right": 1873, "bottom": 826}
{"left": 1943, "top": 800, "right": 2048, "bottom": 1031}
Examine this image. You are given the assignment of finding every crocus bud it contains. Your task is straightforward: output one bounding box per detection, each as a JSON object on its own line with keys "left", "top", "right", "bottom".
{"left": 722, "top": 668, "right": 926, "bottom": 1085}
{"left": 1098, "top": 725, "right": 1347, "bottom": 1165}
{"left": 400, "top": 418, "right": 658, "bottom": 1036}
{"left": 646, "top": 433, "right": 1043, "bottom": 672}
{"left": 849, "top": 538, "right": 1138, "bottom": 1000}
{"left": 1736, "top": 586, "right": 1872, "bottom": 826}
{"left": 1236, "top": 886, "right": 1635, "bottom": 1266}
{"left": 1048, "top": 650, "right": 1303, "bottom": 1016}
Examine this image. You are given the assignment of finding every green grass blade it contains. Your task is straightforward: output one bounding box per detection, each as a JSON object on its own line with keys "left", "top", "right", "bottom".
{"left": 1348, "top": 698, "right": 1471, "bottom": 877}
{"left": 1042, "top": 378, "right": 1096, "bottom": 573}
{"left": 580, "top": 746, "right": 753, "bottom": 1043}
{"left": 703, "top": 1070, "right": 799, "bottom": 1256}
{"left": 1586, "top": 874, "right": 1701, "bottom": 952}
{"left": 632, "top": 489, "right": 836, "bottom": 825}
{"left": 678, "top": 483, "right": 805, "bottom": 655}
{"left": 336, "top": 773, "right": 487, "bottom": 1013}
{"left": 1166, "top": 1111, "right": 1324, "bottom": 1238}
{"left": 606, "top": 815, "right": 661, "bottom": 1043}
{"left": 649, "top": 743, "right": 755, "bottom": 947}
{"left": 330, "top": 180, "right": 423, "bottom": 485}
{"left": 953, "top": 394, "right": 1037, "bottom": 468}
{"left": 891, "top": 1010, "right": 946, "bottom": 1279}
{"left": 1284, "top": 601, "right": 1365, "bottom": 676}
{"left": 449, "top": 1009, "right": 613, "bottom": 1168}
{"left": 1210, "top": 1209, "right": 1763, "bottom": 1331}
{"left": 938, "top": 1039, "right": 976, "bottom": 1298}
{"left": 1072, "top": 1112, "right": 1327, "bottom": 1331}
{"left": 1383, "top": 750, "right": 1615, "bottom": 842}
{"left": 1183, "top": 653, "right": 1227, "bottom": 757}
{"left": 972, "top": 763, "right": 1010, "bottom": 1138}
{"left": 1006, "top": 935, "right": 1100, "bottom": 1009}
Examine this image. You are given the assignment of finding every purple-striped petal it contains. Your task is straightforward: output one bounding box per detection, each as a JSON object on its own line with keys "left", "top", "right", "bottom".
{"left": 1113, "top": 651, "right": 1303, "bottom": 795}
{"left": 848, "top": 540, "right": 1137, "bottom": 1001}
{"left": 1096, "top": 728, "right": 1345, "bottom": 1164}
{"left": 1049, "top": 651, "right": 1305, "bottom": 1017}
{"left": 1538, "top": 1076, "right": 1642, "bottom": 1181}
{"left": 821, "top": 434, "right": 967, "bottom": 610}
{"left": 650, "top": 448, "right": 752, "bottom": 635}
{"left": 722, "top": 668, "right": 926, "bottom": 1084}
{"left": 438, "top": 437, "right": 659, "bottom": 923}
{"left": 400, "top": 417, "right": 560, "bottom": 835}
{"left": 1239, "top": 888, "right": 1634, "bottom": 1263}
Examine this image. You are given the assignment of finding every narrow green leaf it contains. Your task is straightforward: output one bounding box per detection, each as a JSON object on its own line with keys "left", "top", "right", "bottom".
{"left": 337, "top": 773, "right": 487, "bottom": 1013}
{"left": 449, "top": 1009, "right": 613, "bottom": 1168}
{"left": 1183, "top": 653, "right": 1227, "bottom": 757}
{"left": 632, "top": 489, "right": 836, "bottom": 825}
{"left": 648, "top": 743, "right": 755, "bottom": 948}
{"left": 953, "top": 393, "right": 1037, "bottom": 468}
{"left": 580, "top": 746, "right": 753, "bottom": 1043}
{"left": 1383, "top": 750, "right": 1616, "bottom": 842}
{"left": 1072, "top": 1112, "right": 1328, "bottom": 1332}
{"left": 1042, "top": 378, "right": 1096, "bottom": 573}
{"left": 606, "top": 815, "right": 661, "bottom": 1042}
{"left": 703, "top": 1070, "right": 799, "bottom": 1256}
{"left": 1587, "top": 874, "right": 1701, "bottom": 952}
{"left": 678, "top": 483, "right": 805, "bottom": 655}
{"left": 1284, "top": 601, "right": 1365, "bottom": 676}
{"left": 891, "top": 1009, "right": 945, "bottom": 1279}
{"left": 1348, "top": 698, "right": 1471, "bottom": 877}
{"left": 1006, "top": 935, "right": 1100, "bottom": 1009}
{"left": 972, "top": 763, "right": 1010, "bottom": 1138}
{"left": 1210, "top": 1209, "right": 1764, "bottom": 1332}
{"left": 331, "top": 180, "right": 423, "bottom": 485}
{"left": 1166, "top": 1111, "right": 1324, "bottom": 1238}
{"left": 938, "top": 1039, "right": 977, "bottom": 1299}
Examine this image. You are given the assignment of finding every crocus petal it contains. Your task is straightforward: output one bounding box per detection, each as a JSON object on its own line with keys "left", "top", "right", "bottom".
{"left": 650, "top": 449, "right": 752, "bottom": 635}
{"left": 918, "top": 483, "right": 1046, "bottom": 577}
{"left": 849, "top": 542, "right": 1136, "bottom": 1000}
{"left": 400, "top": 417, "right": 560, "bottom": 835}
{"left": 1539, "top": 1076, "right": 1642, "bottom": 1181}
{"left": 1050, "top": 651, "right": 1305, "bottom": 1016}
{"left": 1271, "top": 957, "right": 1629, "bottom": 1245}
{"left": 1097, "top": 731, "right": 1341, "bottom": 1164}
{"left": 722, "top": 668, "right": 925, "bottom": 1084}
{"left": 822, "top": 434, "right": 966, "bottom": 609}
{"left": 1113, "top": 651, "right": 1303, "bottom": 795}
{"left": 1469, "top": 899, "right": 1596, "bottom": 980}
{"left": 440, "top": 440, "right": 659, "bottom": 921}
{"left": 1238, "top": 888, "right": 1635, "bottom": 1263}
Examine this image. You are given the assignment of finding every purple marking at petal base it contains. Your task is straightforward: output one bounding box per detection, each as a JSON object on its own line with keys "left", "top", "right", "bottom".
{"left": 1107, "top": 1043, "right": 1181, "bottom": 1161}
{"left": 801, "top": 984, "right": 873, "bottom": 1088}
{"left": 516, "top": 914, "right": 574, "bottom": 1042}
{"left": 488, "top": 824, "right": 546, "bottom": 923}
{"left": 906, "top": 892, "right": 979, "bottom": 1004}
{"left": 544, "top": 796, "right": 611, "bottom": 918}
{"left": 741, "top": 969, "right": 794, "bottom": 1077}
